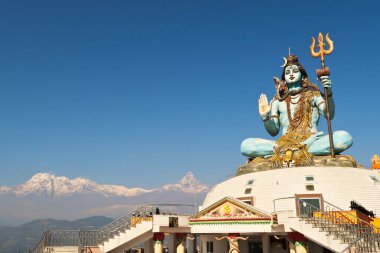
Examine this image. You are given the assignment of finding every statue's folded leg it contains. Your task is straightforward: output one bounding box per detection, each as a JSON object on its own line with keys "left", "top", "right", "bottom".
{"left": 308, "top": 130, "right": 353, "bottom": 155}
{"left": 241, "top": 138, "right": 276, "bottom": 158}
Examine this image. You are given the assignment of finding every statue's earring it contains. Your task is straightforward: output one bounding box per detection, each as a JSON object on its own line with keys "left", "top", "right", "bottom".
{"left": 302, "top": 78, "right": 308, "bottom": 88}
{"left": 280, "top": 82, "right": 288, "bottom": 93}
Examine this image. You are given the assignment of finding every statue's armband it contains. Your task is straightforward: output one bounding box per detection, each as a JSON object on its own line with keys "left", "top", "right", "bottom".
{"left": 314, "top": 93, "right": 326, "bottom": 115}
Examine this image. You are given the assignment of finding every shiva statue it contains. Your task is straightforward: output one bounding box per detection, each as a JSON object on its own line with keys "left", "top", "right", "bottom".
{"left": 240, "top": 55, "right": 353, "bottom": 167}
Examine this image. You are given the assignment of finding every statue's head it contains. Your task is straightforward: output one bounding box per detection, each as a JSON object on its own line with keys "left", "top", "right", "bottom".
{"left": 275, "top": 55, "right": 318, "bottom": 100}
{"left": 281, "top": 55, "right": 309, "bottom": 84}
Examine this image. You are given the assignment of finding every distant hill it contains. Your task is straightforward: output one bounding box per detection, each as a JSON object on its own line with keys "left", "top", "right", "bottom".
{"left": 0, "top": 216, "right": 113, "bottom": 253}
{"left": 0, "top": 171, "right": 209, "bottom": 226}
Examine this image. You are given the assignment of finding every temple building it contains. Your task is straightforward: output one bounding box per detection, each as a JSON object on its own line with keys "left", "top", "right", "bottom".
{"left": 30, "top": 163, "right": 380, "bottom": 253}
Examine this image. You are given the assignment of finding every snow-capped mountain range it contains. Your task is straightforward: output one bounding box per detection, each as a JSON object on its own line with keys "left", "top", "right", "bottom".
{"left": 0, "top": 171, "right": 209, "bottom": 226}
{"left": 0, "top": 171, "right": 209, "bottom": 198}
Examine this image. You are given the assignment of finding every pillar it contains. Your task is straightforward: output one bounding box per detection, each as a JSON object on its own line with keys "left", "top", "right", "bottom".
{"left": 199, "top": 235, "right": 208, "bottom": 253}
{"left": 153, "top": 232, "right": 164, "bottom": 253}
{"left": 186, "top": 235, "right": 195, "bottom": 253}
{"left": 289, "top": 240, "right": 296, "bottom": 253}
{"left": 167, "top": 234, "right": 176, "bottom": 253}
{"left": 176, "top": 233, "right": 186, "bottom": 253}
{"left": 261, "top": 234, "right": 270, "bottom": 253}
{"left": 144, "top": 238, "right": 153, "bottom": 253}
{"left": 295, "top": 241, "right": 307, "bottom": 253}
{"left": 186, "top": 234, "right": 196, "bottom": 253}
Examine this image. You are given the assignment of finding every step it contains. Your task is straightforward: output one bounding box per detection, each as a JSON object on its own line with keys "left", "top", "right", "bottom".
{"left": 44, "top": 246, "right": 78, "bottom": 253}
{"left": 339, "top": 236, "right": 356, "bottom": 244}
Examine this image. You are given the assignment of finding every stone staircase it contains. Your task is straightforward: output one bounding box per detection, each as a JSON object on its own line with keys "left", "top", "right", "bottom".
{"left": 29, "top": 204, "right": 191, "bottom": 253}
{"left": 294, "top": 199, "right": 380, "bottom": 253}
{"left": 308, "top": 217, "right": 380, "bottom": 252}
{"left": 102, "top": 220, "right": 153, "bottom": 253}
{"left": 289, "top": 217, "right": 348, "bottom": 252}
{"left": 94, "top": 205, "right": 154, "bottom": 252}
{"left": 29, "top": 205, "right": 157, "bottom": 253}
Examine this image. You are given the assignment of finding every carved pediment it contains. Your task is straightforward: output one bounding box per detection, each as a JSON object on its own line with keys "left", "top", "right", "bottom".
{"left": 190, "top": 197, "right": 272, "bottom": 222}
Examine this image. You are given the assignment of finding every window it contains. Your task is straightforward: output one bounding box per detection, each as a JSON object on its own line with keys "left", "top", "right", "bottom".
{"left": 247, "top": 179, "right": 254, "bottom": 185}
{"left": 238, "top": 197, "right": 254, "bottom": 206}
{"left": 206, "top": 241, "right": 213, "bottom": 253}
{"left": 244, "top": 179, "right": 254, "bottom": 194}
{"left": 370, "top": 176, "right": 380, "bottom": 184}
{"left": 298, "top": 198, "right": 320, "bottom": 216}
{"left": 244, "top": 188, "right": 252, "bottom": 194}
{"left": 169, "top": 217, "right": 178, "bottom": 227}
{"left": 295, "top": 194, "right": 323, "bottom": 217}
{"left": 305, "top": 176, "right": 315, "bottom": 191}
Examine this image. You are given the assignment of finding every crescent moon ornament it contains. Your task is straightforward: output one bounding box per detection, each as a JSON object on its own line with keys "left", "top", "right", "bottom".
{"left": 280, "top": 57, "right": 287, "bottom": 67}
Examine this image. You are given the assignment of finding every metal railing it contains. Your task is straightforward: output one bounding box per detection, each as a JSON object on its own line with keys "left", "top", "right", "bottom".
{"left": 29, "top": 203, "right": 193, "bottom": 252}
{"left": 49, "top": 230, "right": 80, "bottom": 246}
{"left": 29, "top": 231, "right": 50, "bottom": 253}
{"left": 97, "top": 204, "right": 152, "bottom": 243}
{"left": 273, "top": 197, "right": 380, "bottom": 253}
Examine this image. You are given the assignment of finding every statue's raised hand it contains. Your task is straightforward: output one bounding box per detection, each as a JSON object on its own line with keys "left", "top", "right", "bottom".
{"left": 258, "top": 94, "right": 271, "bottom": 119}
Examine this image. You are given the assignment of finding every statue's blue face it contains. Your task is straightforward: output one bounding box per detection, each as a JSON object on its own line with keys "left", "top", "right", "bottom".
{"left": 284, "top": 65, "right": 301, "bottom": 84}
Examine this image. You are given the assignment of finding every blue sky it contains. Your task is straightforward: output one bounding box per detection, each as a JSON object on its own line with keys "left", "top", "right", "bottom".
{"left": 0, "top": 0, "right": 379, "bottom": 188}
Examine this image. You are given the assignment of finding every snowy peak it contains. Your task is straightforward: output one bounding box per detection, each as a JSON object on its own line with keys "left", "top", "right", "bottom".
{"left": 161, "top": 171, "right": 209, "bottom": 193}
{"left": 2, "top": 172, "right": 154, "bottom": 198}
{"left": 180, "top": 172, "right": 197, "bottom": 185}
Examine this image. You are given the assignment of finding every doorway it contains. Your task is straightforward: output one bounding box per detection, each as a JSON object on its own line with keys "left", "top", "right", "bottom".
{"left": 295, "top": 194, "right": 324, "bottom": 217}
{"left": 248, "top": 242, "right": 263, "bottom": 253}
{"left": 299, "top": 198, "right": 321, "bottom": 216}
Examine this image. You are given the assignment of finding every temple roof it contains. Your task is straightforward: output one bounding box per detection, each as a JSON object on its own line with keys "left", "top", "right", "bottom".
{"left": 202, "top": 166, "right": 380, "bottom": 216}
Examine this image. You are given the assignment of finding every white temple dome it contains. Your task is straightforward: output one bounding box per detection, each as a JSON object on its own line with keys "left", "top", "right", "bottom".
{"left": 202, "top": 167, "right": 380, "bottom": 215}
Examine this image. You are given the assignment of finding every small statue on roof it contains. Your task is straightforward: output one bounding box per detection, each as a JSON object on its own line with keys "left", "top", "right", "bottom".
{"left": 371, "top": 155, "right": 380, "bottom": 170}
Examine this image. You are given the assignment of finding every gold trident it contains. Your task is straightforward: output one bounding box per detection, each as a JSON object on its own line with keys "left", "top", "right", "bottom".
{"left": 309, "top": 32, "right": 335, "bottom": 158}
{"left": 310, "top": 33, "right": 334, "bottom": 69}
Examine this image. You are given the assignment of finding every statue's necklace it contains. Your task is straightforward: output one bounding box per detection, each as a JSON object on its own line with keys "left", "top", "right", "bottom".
{"left": 290, "top": 94, "right": 301, "bottom": 104}
{"left": 286, "top": 90, "right": 305, "bottom": 128}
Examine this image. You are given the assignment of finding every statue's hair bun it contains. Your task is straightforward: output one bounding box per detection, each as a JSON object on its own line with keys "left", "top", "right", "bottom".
{"left": 286, "top": 55, "right": 299, "bottom": 65}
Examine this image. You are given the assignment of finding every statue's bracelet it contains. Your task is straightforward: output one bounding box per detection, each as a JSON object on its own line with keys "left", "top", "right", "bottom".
{"left": 261, "top": 115, "right": 270, "bottom": 122}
